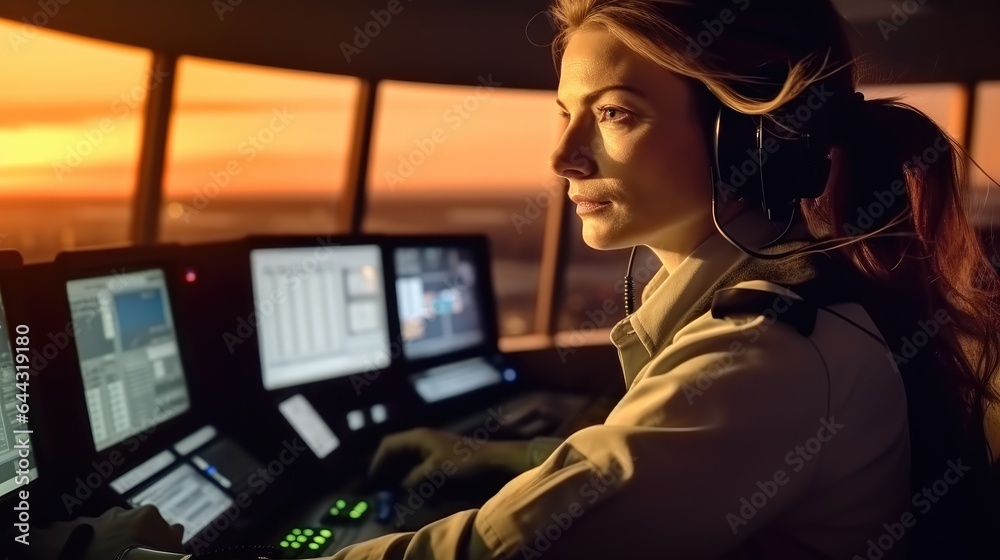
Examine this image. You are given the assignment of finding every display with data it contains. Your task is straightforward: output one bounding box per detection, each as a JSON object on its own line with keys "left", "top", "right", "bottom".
{"left": 395, "top": 246, "right": 485, "bottom": 360}
{"left": 0, "top": 292, "right": 37, "bottom": 498}
{"left": 250, "top": 245, "right": 392, "bottom": 390}
{"left": 128, "top": 463, "right": 234, "bottom": 544}
{"left": 67, "top": 269, "right": 191, "bottom": 452}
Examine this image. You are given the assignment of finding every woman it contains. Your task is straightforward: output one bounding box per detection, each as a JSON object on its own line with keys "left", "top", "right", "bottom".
{"left": 336, "top": 0, "right": 1000, "bottom": 558}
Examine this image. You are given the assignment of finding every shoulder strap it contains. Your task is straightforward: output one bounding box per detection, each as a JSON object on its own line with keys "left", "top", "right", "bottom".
{"left": 682, "top": 243, "right": 862, "bottom": 342}
{"left": 710, "top": 286, "right": 818, "bottom": 336}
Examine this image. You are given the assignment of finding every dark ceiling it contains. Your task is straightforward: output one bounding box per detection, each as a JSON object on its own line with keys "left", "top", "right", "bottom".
{"left": 1, "top": 0, "right": 998, "bottom": 89}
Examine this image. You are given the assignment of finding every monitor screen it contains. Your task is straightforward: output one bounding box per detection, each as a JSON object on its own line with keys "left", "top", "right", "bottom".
{"left": 0, "top": 291, "right": 37, "bottom": 498}
{"left": 250, "top": 245, "right": 391, "bottom": 390}
{"left": 395, "top": 246, "right": 485, "bottom": 360}
{"left": 67, "top": 269, "right": 191, "bottom": 452}
{"left": 127, "top": 462, "right": 234, "bottom": 545}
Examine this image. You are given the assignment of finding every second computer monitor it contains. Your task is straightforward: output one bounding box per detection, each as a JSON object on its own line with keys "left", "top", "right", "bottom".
{"left": 250, "top": 244, "right": 392, "bottom": 391}
{"left": 394, "top": 244, "right": 486, "bottom": 361}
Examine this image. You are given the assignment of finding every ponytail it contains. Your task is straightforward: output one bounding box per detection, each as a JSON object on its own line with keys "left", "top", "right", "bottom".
{"left": 802, "top": 97, "right": 1000, "bottom": 448}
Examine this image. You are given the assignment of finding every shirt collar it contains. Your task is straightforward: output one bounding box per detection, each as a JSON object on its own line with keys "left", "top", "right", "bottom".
{"left": 610, "top": 208, "right": 789, "bottom": 385}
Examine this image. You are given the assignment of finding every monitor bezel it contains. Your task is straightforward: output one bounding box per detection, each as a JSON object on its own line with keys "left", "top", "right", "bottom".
{"left": 383, "top": 235, "right": 520, "bottom": 420}
{"left": 242, "top": 234, "right": 401, "bottom": 395}
{"left": 50, "top": 244, "right": 206, "bottom": 465}
{"left": 0, "top": 251, "right": 39, "bottom": 506}
{"left": 384, "top": 234, "right": 500, "bottom": 369}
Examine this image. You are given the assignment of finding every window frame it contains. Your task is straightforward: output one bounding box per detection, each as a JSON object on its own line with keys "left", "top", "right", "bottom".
{"left": 93, "top": 53, "right": 984, "bottom": 346}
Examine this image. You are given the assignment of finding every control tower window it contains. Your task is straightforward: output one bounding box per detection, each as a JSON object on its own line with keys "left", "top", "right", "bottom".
{"left": 0, "top": 20, "right": 149, "bottom": 262}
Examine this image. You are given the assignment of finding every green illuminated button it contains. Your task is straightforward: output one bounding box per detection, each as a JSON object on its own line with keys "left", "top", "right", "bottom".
{"left": 291, "top": 542, "right": 301, "bottom": 549}
{"left": 292, "top": 528, "right": 302, "bottom": 535}
{"left": 329, "top": 508, "right": 340, "bottom": 516}
{"left": 279, "top": 541, "right": 289, "bottom": 548}
{"left": 286, "top": 533, "right": 296, "bottom": 542}
{"left": 297, "top": 535, "right": 307, "bottom": 543}
{"left": 303, "top": 529, "right": 314, "bottom": 536}
{"left": 336, "top": 499, "right": 347, "bottom": 509}
{"left": 320, "top": 529, "right": 333, "bottom": 538}
{"left": 347, "top": 501, "right": 369, "bottom": 521}
{"left": 309, "top": 543, "right": 320, "bottom": 550}
{"left": 314, "top": 536, "right": 327, "bottom": 545}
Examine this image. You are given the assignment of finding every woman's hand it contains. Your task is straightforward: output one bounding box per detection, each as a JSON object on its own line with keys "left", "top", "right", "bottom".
{"left": 368, "top": 427, "right": 530, "bottom": 489}
{"left": 20, "top": 505, "right": 183, "bottom": 560}
{"left": 79, "top": 505, "right": 184, "bottom": 560}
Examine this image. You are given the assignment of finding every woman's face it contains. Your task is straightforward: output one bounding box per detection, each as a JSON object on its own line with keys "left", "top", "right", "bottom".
{"left": 551, "top": 26, "right": 715, "bottom": 254}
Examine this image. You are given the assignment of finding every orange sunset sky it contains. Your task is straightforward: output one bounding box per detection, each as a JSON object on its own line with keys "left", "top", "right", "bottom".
{"left": 0, "top": 18, "right": 997, "bottom": 202}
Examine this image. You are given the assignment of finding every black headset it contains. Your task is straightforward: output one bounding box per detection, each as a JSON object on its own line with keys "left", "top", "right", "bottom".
{"left": 621, "top": 77, "right": 854, "bottom": 317}
{"left": 707, "top": 81, "right": 875, "bottom": 264}
{"left": 710, "top": 101, "right": 832, "bottom": 223}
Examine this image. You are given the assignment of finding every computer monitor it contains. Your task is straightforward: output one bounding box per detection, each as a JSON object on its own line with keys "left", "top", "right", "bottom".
{"left": 0, "top": 289, "right": 37, "bottom": 498}
{"left": 250, "top": 244, "right": 392, "bottom": 390}
{"left": 394, "top": 245, "right": 485, "bottom": 361}
{"left": 66, "top": 268, "right": 191, "bottom": 452}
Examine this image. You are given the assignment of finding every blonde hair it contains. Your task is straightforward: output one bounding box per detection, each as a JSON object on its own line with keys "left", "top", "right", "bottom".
{"left": 549, "top": 0, "right": 851, "bottom": 116}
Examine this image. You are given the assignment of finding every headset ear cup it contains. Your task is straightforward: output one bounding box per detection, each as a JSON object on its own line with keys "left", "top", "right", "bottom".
{"left": 714, "top": 106, "right": 762, "bottom": 207}
{"left": 764, "top": 120, "right": 833, "bottom": 202}
{"left": 714, "top": 105, "right": 832, "bottom": 221}
{"left": 713, "top": 106, "right": 755, "bottom": 211}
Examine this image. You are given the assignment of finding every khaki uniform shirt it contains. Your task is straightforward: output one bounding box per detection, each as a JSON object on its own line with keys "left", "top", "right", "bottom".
{"left": 326, "top": 209, "right": 911, "bottom": 559}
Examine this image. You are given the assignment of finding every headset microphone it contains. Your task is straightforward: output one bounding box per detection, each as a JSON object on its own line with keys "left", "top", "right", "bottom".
{"left": 623, "top": 246, "right": 637, "bottom": 316}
